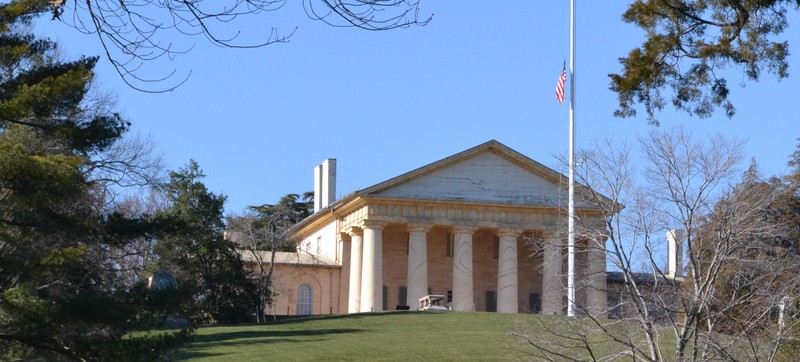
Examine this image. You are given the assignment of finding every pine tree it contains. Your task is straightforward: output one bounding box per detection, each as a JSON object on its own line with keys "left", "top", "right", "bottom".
{"left": 0, "top": 5, "right": 184, "bottom": 360}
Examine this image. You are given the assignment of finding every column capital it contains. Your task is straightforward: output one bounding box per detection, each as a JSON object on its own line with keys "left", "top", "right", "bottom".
{"left": 451, "top": 225, "right": 478, "bottom": 235}
{"left": 407, "top": 223, "right": 432, "bottom": 233}
{"left": 360, "top": 219, "right": 388, "bottom": 230}
{"left": 344, "top": 226, "right": 362, "bottom": 237}
{"left": 497, "top": 227, "right": 523, "bottom": 238}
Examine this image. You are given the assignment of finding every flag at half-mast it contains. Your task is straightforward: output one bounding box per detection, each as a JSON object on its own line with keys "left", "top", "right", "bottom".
{"left": 555, "top": 61, "right": 567, "bottom": 103}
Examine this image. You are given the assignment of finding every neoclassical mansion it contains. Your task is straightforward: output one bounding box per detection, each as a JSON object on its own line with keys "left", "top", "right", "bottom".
{"left": 250, "top": 140, "right": 607, "bottom": 316}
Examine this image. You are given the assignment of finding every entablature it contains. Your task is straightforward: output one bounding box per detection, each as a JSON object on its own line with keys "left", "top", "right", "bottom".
{"left": 340, "top": 197, "right": 570, "bottom": 232}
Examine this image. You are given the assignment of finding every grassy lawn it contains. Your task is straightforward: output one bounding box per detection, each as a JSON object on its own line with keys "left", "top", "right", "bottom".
{"left": 170, "top": 311, "right": 556, "bottom": 361}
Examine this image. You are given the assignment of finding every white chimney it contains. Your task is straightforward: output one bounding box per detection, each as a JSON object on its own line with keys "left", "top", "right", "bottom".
{"left": 313, "top": 159, "right": 336, "bottom": 212}
{"left": 667, "top": 229, "right": 684, "bottom": 279}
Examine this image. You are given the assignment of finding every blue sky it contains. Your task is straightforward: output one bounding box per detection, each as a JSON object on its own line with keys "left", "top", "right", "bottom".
{"left": 34, "top": 2, "right": 800, "bottom": 214}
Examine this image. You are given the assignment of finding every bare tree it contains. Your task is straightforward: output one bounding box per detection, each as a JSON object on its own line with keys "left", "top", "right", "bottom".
{"left": 105, "top": 189, "right": 169, "bottom": 286}
{"left": 37, "top": 0, "right": 432, "bottom": 91}
{"left": 226, "top": 211, "right": 296, "bottom": 322}
{"left": 226, "top": 213, "right": 275, "bottom": 323}
{"left": 515, "top": 127, "right": 800, "bottom": 361}
{"left": 86, "top": 132, "right": 165, "bottom": 212}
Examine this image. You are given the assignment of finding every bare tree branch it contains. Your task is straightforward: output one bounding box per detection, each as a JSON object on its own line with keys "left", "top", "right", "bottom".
{"left": 39, "top": 0, "right": 431, "bottom": 91}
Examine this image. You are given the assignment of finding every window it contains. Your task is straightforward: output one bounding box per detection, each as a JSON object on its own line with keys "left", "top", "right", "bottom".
{"left": 297, "top": 284, "right": 313, "bottom": 316}
{"left": 446, "top": 232, "right": 454, "bottom": 257}
{"left": 382, "top": 286, "right": 388, "bottom": 311}
{"left": 447, "top": 290, "right": 453, "bottom": 303}
{"left": 492, "top": 236, "right": 499, "bottom": 260}
{"left": 399, "top": 287, "right": 408, "bottom": 307}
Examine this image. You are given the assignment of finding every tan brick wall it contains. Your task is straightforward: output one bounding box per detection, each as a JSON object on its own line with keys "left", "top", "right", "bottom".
{"left": 382, "top": 224, "right": 409, "bottom": 309}
{"left": 426, "top": 227, "right": 454, "bottom": 299}
{"left": 472, "top": 229, "right": 498, "bottom": 312}
{"left": 518, "top": 237, "right": 544, "bottom": 313}
{"left": 267, "top": 264, "right": 342, "bottom": 316}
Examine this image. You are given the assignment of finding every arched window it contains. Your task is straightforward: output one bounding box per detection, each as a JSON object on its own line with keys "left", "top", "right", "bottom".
{"left": 297, "top": 284, "right": 313, "bottom": 316}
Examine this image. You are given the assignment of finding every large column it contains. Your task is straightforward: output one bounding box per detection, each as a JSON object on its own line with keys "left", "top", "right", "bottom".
{"left": 497, "top": 228, "right": 521, "bottom": 313}
{"left": 542, "top": 236, "right": 564, "bottom": 315}
{"left": 586, "top": 238, "right": 607, "bottom": 317}
{"left": 360, "top": 220, "right": 387, "bottom": 312}
{"left": 452, "top": 226, "right": 477, "bottom": 312}
{"left": 407, "top": 223, "right": 431, "bottom": 310}
{"left": 346, "top": 227, "right": 363, "bottom": 314}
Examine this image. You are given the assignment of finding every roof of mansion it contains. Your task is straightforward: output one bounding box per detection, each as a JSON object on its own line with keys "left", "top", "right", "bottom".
{"left": 289, "top": 140, "right": 607, "bottom": 237}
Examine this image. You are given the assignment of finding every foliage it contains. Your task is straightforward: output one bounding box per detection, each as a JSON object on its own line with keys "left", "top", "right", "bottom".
{"left": 248, "top": 191, "right": 314, "bottom": 239}
{"left": 0, "top": 6, "right": 180, "bottom": 360}
{"left": 154, "top": 161, "right": 259, "bottom": 324}
{"left": 612, "top": 1, "right": 798, "bottom": 124}
{"left": 785, "top": 138, "right": 800, "bottom": 243}
{"left": 103, "top": 329, "right": 194, "bottom": 361}
{"left": 691, "top": 159, "right": 800, "bottom": 358}
{"left": 774, "top": 140, "right": 800, "bottom": 359}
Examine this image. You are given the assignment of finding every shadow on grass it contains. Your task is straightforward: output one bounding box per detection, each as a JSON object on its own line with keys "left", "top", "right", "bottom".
{"left": 192, "top": 328, "right": 364, "bottom": 343}
{"left": 262, "top": 310, "right": 415, "bottom": 325}
{"left": 172, "top": 328, "right": 364, "bottom": 360}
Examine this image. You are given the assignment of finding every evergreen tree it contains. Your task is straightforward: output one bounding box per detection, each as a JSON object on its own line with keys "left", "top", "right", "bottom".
{"left": 694, "top": 158, "right": 800, "bottom": 337}
{"left": 248, "top": 191, "right": 314, "bottom": 237}
{"left": 613, "top": 1, "right": 798, "bottom": 124}
{"left": 786, "top": 138, "right": 800, "bottom": 244}
{"left": 0, "top": 6, "right": 185, "bottom": 360}
{"left": 155, "top": 161, "right": 258, "bottom": 323}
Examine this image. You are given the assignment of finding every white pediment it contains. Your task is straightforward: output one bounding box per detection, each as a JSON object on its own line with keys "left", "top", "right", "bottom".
{"left": 369, "top": 151, "right": 566, "bottom": 207}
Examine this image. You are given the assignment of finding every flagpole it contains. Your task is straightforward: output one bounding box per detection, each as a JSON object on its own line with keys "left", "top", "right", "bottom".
{"left": 567, "top": 0, "right": 577, "bottom": 318}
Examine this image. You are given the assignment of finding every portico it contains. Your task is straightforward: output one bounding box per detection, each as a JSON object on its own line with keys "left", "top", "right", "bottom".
{"left": 337, "top": 201, "right": 605, "bottom": 314}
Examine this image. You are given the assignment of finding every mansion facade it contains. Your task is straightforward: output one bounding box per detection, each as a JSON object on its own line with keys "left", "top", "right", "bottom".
{"left": 249, "top": 140, "right": 607, "bottom": 316}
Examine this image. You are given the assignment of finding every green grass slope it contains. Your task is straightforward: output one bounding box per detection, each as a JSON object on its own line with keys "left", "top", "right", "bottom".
{"left": 168, "top": 310, "right": 781, "bottom": 361}
{"left": 171, "top": 311, "right": 560, "bottom": 361}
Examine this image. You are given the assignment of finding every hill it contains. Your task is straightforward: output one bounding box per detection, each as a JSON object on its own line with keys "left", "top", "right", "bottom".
{"left": 169, "top": 311, "right": 623, "bottom": 361}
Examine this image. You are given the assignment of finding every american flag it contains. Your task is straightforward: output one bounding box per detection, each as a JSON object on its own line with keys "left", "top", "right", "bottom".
{"left": 555, "top": 62, "right": 566, "bottom": 103}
